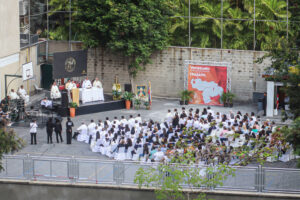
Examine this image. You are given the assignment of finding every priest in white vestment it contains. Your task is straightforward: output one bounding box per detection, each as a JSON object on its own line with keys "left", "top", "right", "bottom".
{"left": 18, "top": 85, "right": 29, "bottom": 103}
{"left": 50, "top": 82, "right": 61, "bottom": 99}
{"left": 77, "top": 122, "right": 88, "bottom": 142}
{"left": 82, "top": 77, "right": 92, "bottom": 89}
{"left": 93, "top": 78, "right": 102, "bottom": 88}
{"left": 9, "top": 89, "right": 20, "bottom": 100}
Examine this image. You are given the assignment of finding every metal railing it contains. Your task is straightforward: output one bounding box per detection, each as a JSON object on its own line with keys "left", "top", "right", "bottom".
{"left": 0, "top": 155, "right": 300, "bottom": 194}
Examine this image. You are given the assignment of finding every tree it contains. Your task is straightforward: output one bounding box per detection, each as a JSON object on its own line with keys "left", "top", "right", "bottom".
{"left": 0, "top": 121, "right": 24, "bottom": 171}
{"left": 272, "top": 117, "right": 300, "bottom": 167}
{"left": 73, "top": 0, "right": 174, "bottom": 77}
{"left": 257, "top": 38, "right": 300, "bottom": 119}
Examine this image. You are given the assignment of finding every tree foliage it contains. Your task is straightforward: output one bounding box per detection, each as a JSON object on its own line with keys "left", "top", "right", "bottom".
{"left": 0, "top": 123, "right": 24, "bottom": 171}
{"left": 273, "top": 117, "right": 300, "bottom": 167}
{"left": 72, "top": 0, "right": 174, "bottom": 76}
{"left": 257, "top": 38, "right": 300, "bottom": 119}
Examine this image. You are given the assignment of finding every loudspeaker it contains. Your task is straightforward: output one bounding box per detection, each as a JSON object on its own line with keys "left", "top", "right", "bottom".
{"left": 57, "top": 107, "right": 68, "bottom": 117}
{"left": 124, "top": 84, "right": 132, "bottom": 92}
{"left": 61, "top": 91, "right": 68, "bottom": 107}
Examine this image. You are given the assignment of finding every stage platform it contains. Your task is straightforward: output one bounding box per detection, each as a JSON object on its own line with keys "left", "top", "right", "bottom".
{"left": 76, "top": 94, "right": 125, "bottom": 116}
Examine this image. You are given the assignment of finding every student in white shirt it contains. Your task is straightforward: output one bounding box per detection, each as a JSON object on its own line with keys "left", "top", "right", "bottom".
{"left": 30, "top": 120, "right": 38, "bottom": 145}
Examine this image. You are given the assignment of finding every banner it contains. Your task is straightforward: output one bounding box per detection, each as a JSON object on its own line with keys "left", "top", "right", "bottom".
{"left": 53, "top": 50, "right": 87, "bottom": 79}
{"left": 187, "top": 65, "right": 227, "bottom": 105}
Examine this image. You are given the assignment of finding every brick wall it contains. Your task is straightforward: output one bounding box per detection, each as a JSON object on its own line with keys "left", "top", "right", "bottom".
{"left": 87, "top": 46, "right": 270, "bottom": 101}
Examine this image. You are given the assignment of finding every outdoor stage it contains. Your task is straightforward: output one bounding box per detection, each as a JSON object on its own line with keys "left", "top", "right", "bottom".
{"left": 76, "top": 94, "right": 125, "bottom": 116}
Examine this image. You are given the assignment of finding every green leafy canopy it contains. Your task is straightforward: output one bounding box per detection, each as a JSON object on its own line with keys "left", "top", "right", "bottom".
{"left": 73, "top": 0, "right": 175, "bottom": 77}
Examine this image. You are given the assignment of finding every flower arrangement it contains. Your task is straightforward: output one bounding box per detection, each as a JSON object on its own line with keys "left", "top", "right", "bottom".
{"left": 112, "top": 83, "right": 122, "bottom": 100}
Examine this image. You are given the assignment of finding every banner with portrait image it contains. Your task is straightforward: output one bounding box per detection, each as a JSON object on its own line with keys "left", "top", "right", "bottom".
{"left": 187, "top": 64, "right": 228, "bottom": 105}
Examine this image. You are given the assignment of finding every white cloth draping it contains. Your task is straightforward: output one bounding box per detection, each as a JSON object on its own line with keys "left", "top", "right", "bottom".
{"left": 79, "top": 87, "right": 104, "bottom": 104}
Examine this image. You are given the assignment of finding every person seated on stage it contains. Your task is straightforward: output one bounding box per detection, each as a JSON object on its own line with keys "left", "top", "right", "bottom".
{"left": 82, "top": 77, "right": 92, "bottom": 89}
{"left": 18, "top": 85, "right": 30, "bottom": 104}
{"left": 9, "top": 89, "right": 20, "bottom": 100}
{"left": 41, "top": 97, "right": 52, "bottom": 108}
{"left": 93, "top": 77, "right": 103, "bottom": 88}
{"left": 50, "top": 82, "right": 61, "bottom": 99}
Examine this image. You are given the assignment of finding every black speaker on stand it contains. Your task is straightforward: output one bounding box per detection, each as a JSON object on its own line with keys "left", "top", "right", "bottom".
{"left": 58, "top": 91, "right": 69, "bottom": 117}
{"left": 124, "top": 84, "right": 132, "bottom": 92}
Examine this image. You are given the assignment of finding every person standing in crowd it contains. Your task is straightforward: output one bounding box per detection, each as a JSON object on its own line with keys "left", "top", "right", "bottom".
{"left": 54, "top": 118, "right": 63, "bottom": 143}
{"left": 46, "top": 118, "right": 53, "bottom": 144}
{"left": 263, "top": 92, "right": 267, "bottom": 116}
{"left": 29, "top": 120, "right": 38, "bottom": 145}
{"left": 66, "top": 117, "right": 74, "bottom": 144}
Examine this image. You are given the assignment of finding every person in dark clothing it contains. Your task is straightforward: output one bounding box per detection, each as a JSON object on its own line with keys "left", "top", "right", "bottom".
{"left": 54, "top": 118, "right": 63, "bottom": 143}
{"left": 46, "top": 118, "right": 54, "bottom": 144}
{"left": 66, "top": 117, "right": 74, "bottom": 144}
{"left": 263, "top": 92, "right": 267, "bottom": 116}
{"left": 172, "top": 113, "right": 179, "bottom": 128}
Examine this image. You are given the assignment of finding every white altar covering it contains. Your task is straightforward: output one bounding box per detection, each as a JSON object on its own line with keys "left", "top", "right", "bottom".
{"left": 80, "top": 87, "right": 104, "bottom": 104}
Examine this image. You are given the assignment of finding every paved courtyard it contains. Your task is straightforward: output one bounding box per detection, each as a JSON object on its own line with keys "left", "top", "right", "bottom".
{"left": 12, "top": 98, "right": 258, "bottom": 159}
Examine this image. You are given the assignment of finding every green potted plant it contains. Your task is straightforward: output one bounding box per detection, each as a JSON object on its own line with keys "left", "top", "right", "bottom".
{"left": 134, "top": 98, "right": 142, "bottom": 110}
{"left": 69, "top": 102, "right": 78, "bottom": 117}
{"left": 144, "top": 101, "right": 150, "bottom": 110}
{"left": 123, "top": 91, "right": 134, "bottom": 109}
{"left": 180, "top": 90, "right": 186, "bottom": 105}
{"left": 185, "top": 90, "right": 194, "bottom": 105}
{"left": 180, "top": 90, "right": 194, "bottom": 105}
{"left": 221, "top": 92, "right": 228, "bottom": 107}
{"left": 226, "top": 91, "right": 236, "bottom": 107}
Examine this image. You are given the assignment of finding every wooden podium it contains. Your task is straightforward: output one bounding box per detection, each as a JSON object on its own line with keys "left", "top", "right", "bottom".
{"left": 72, "top": 88, "right": 80, "bottom": 107}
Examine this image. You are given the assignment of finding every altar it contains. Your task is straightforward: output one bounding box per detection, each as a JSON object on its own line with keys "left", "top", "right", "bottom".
{"left": 79, "top": 87, "right": 104, "bottom": 104}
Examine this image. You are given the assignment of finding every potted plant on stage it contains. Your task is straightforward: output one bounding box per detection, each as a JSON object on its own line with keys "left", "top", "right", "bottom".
{"left": 134, "top": 98, "right": 142, "bottom": 110}
{"left": 112, "top": 83, "right": 122, "bottom": 100}
{"left": 123, "top": 91, "right": 134, "bottom": 110}
{"left": 69, "top": 102, "right": 78, "bottom": 118}
{"left": 180, "top": 90, "right": 194, "bottom": 105}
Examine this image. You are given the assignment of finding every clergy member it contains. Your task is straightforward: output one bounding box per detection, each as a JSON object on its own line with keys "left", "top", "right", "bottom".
{"left": 9, "top": 89, "right": 20, "bottom": 100}
{"left": 50, "top": 82, "right": 61, "bottom": 99}
{"left": 82, "top": 77, "right": 92, "bottom": 89}
{"left": 93, "top": 78, "right": 102, "bottom": 88}
{"left": 65, "top": 79, "right": 72, "bottom": 90}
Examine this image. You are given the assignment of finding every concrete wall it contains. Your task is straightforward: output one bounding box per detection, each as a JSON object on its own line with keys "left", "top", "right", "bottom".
{"left": 0, "top": 0, "right": 20, "bottom": 58}
{"left": 0, "top": 181, "right": 299, "bottom": 200}
{"left": 87, "top": 47, "right": 271, "bottom": 101}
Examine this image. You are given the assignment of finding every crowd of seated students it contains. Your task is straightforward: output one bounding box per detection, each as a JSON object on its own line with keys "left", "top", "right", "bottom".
{"left": 74, "top": 107, "right": 290, "bottom": 164}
